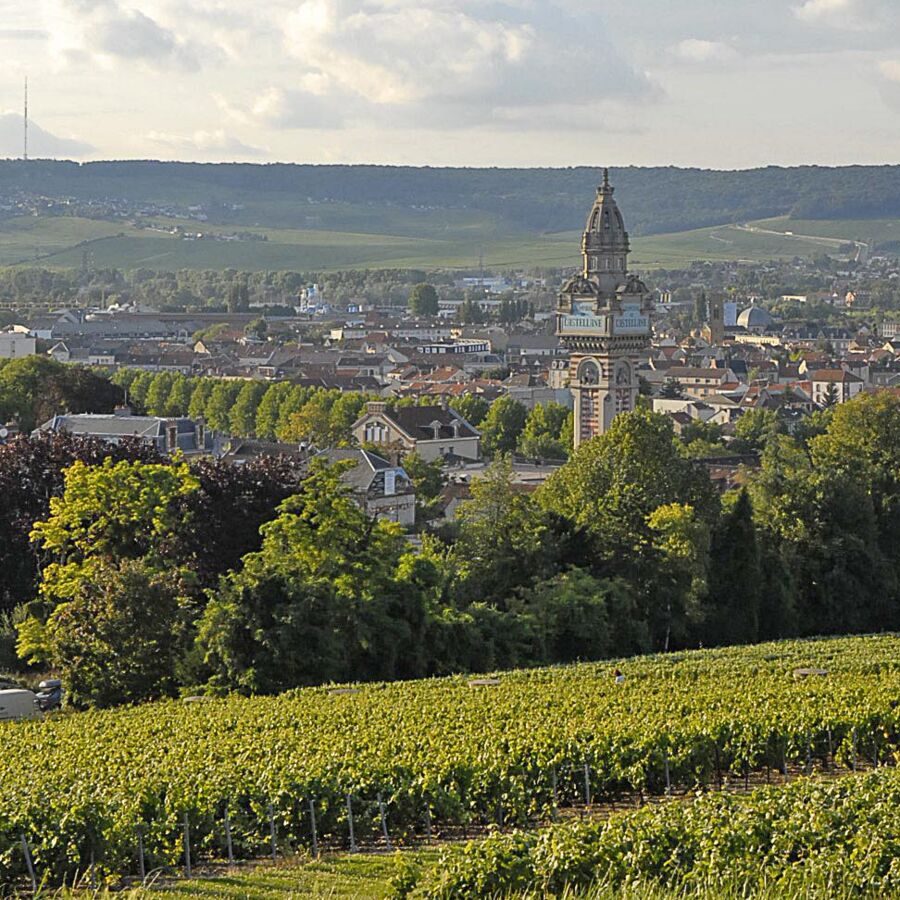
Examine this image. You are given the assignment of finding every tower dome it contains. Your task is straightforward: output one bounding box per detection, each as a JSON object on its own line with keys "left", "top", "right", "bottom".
{"left": 582, "top": 169, "right": 630, "bottom": 296}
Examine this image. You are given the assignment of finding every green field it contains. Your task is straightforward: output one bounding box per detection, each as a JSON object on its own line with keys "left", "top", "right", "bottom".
{"left": 0, "top": 210, "right": 891, "bottom": 272}
{"left": 3, "top": 634, "right": 900, "bottom": 889}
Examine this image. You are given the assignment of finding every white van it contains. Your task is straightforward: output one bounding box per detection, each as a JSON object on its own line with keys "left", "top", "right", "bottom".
{"left": 0, "top": 689, "right": 42, "bottom": 722}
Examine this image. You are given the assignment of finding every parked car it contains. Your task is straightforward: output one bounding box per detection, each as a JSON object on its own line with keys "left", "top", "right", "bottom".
{"left": 0, "top": 689, "right": 42, "bottom": 722}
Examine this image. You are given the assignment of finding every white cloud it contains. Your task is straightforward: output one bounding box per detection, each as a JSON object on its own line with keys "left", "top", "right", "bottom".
{"left": 673, "top": 39, "right": 736, "bottom": 63}
{"left": 878, "top": 60, "right": 900, "bottom": 82}
{"left": 794, "top": 0, "right": 873, "bottom": 30}
{"left": 216, "top": 87, "right": 347, "bottom": 130}
{"left": 272, "top": 0, "right": 658, "bottom": 126}
{"left": 43, "top": 0, "right": 204, "bottom": 70}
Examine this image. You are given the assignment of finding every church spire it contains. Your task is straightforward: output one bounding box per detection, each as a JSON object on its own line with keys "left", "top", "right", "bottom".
{"left": 601, "top": 167, "right": 610, "bottom": 191}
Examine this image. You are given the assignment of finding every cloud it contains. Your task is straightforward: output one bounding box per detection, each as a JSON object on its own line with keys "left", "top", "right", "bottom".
{"left": 672, "top": 39, "right": 737, "bottom": 64}
{"left": 268, "top": 0, "right": 659, "bottom": 128}
{"left": 44, "top": 0, "right": 203, "bottom": 70}
{"left": 878, "top": 60, "right": 900, "bottom": 82}
{"left": 217, "top": 87, "right": 347, "bottom": 130}
{"left": 794, "top": 0, "right": 874, "bottom": 30}
{"left": 145, "top": 129, "right": 264, "bottom": 158}
{"left": 0, "top": 28, "right": 48, "bottom": 40}
{"left": 0, "top": 114, "right": 93, "bottom": 158}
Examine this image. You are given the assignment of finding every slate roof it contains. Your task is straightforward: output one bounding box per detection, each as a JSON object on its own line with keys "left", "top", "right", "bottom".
{"left": 385, "top": 405, "right": 479, "bottom": 441}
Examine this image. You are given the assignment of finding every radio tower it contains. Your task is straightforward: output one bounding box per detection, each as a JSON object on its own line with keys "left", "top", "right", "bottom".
{"left": 23, "top": 76, "right": 28, "bottom": 161}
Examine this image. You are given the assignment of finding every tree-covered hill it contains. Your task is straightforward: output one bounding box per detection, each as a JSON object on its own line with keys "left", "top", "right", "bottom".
{"left": 3, "top": 160, "right": 900, "bottom": 237}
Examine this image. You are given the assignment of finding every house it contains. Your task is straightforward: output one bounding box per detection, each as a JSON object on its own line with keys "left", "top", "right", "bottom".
{"left": 35, "top": 409, "right": 219, "bottom": 456}
{"left": 317, "top": 448, "right": 416, "bottom": 526}
{"left": 808, "top": 369, "right": 865, "bottom": 406}
{"left": 663, "top": 366, "right": 739, "bottom": 399}
{"left": 352, "top": 401, "right": 481, "bottom": 462}
{"left": 0, "top": 332, "right": 36, "bottom": 359}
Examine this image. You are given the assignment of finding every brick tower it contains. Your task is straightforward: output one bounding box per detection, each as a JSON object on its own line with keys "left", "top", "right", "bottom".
{"left": 556, "top": 170, "right": 654, "bottom": 448}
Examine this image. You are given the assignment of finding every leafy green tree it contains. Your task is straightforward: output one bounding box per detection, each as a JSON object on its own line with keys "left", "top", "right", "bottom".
{"left": 539, "top": 409, "right": 718, "bottom": 648}
{"left": 450, "top": 394, "right": 490, "bottom": 427}
{"left": 647, "top": 503, "right": 710, "bottom": 650}
{"left": 187, "top": 378, "right": 214, "bottom": 420}
{"left": 0, "top": 433, "right": 163, "bottom": 615}
{"left": 245, "top": 317, "right": 267, "bottom": 339}
{"left": 480, "top": 396, "right": 528, "bottom": 457}
{"left": 143, "top": 372, "right": 175, "bottom": 416}
{"left": 127, "top": 370, "right": 155, "bottom": 410}
{"left": 732, "top": 408, "right": 782, "bottom": 454}
{"left": 275, "top": 385, "right": 313, "bottom": 441}
{"left": 195, "top": 461, "right": 428, "bottom": 693}
{"left": 705, "top": 489, "right": 761, "bottom": 646}
{"left": 255, "top": 382, "right": 293, "bottom": 440}
{"left": 453, "top": 458, "right": 564, "bottom": 606}
{"left": 229, "top": 381, "right": 267, "bottom": 437}
{"left": 514, "top": 569, "right": 647, "bottom": 662}
{"left": 164, "top": 374, "right": 193, "bottom": 417}
{"left": 540, "top": 408, "right": 718, "bottom": 557}
{"left": 32, "top": 559, "right": 190, "bottom": 708}
{"left": 517, "top": 401, "right": 571, "bottom": 460}
{"left": 0, "top": 357, "right": 122, "bottom": 430}
{"left": 18, "top": 458, "right": 199, "bottom": 703}
{"left": 204, "top": 381, "right": 242, "bottom": 432}
{"left": 408, "top": 283, "right": 439, "bottom": 316}
{"left": 328, "top": 392, "right": 370, "bottom": 446}
{"left": 749, "top": 434, "right": 896, "bottom": 636}
{"left": 282, "top": 389, "right": 336, "bottom": 444}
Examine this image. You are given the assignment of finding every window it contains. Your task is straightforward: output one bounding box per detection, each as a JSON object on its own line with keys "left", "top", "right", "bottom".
{"left": 364, "top": 421, "right": 388, "bottom": 443}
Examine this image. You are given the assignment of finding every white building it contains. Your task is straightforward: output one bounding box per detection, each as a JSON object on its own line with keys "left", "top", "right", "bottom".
{"left": 0, "top": 332, "right": 36, "bottom": 359}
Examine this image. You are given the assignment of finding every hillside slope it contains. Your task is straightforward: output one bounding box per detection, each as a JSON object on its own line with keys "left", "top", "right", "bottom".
{"left": 4, "top": 161, "right": 900, "bottom": 238}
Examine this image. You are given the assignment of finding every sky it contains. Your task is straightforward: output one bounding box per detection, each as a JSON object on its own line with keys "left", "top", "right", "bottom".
{"left": 1, "top": 0, "right": 900, "bottom": 168}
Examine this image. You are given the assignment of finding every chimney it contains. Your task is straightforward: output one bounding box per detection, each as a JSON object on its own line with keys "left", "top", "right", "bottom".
{"left": 113, "top": 404, "right": 133, "bottom": 417}
{"left": 165, "top": 421, "right": 178, "bottom": 454}
{"left": 196, "top": 416, "right": 206, "bottom": 449}
{"left": 367, "top": 401, "right": 387, "bottom": 415}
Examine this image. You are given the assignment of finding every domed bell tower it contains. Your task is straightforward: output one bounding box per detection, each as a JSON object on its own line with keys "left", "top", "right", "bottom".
{"left": 557, "top": 169, "right": 653, "bottom": 448}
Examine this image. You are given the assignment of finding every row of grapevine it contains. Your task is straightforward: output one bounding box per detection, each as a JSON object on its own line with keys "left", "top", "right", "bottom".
{"left": 1, "top": 634, "right": 899, "bottom": 887}
{"left": 401, "top": 767, "right": 900, "bottom": 897}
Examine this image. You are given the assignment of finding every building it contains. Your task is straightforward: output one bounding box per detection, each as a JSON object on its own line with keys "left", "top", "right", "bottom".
{"left": 317, "top": 448, "right": 416, "bottom": 526}
{"left": 556, "top": 170, "right": 654, "bottom": 447}
{"left": 663, "top": 366, "right": 739, "bottom": 399}
{"left": 35, "top": 410, "right": 218, "bottom": 456}
{"left": 351, "top": 401, "right": 481, "bottom": 462}
{"left": 809, "top": 369, "right": 865, "bottom": 406}
{"left": 737, "top": 305, "right": 774, "bottom": 333}
{"left": 0, "top": 332, "right": 36, "bottom": 359}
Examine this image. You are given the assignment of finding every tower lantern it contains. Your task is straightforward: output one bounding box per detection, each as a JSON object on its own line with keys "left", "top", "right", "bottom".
{"left": 557, "top": 170, "right": 653, "bottom": 448}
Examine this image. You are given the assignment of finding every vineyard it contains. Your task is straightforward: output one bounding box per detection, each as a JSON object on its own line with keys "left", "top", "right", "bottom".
{"left": 1, "top": 634, "right": 900, "bottom": 888}
{"left": 401, "top": 768, "right": 900, "bottom": 897}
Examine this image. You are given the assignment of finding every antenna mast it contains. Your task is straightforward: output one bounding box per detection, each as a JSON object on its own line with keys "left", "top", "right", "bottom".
{"left": 23, "top": 76, "right": 28, "bottom": 161}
